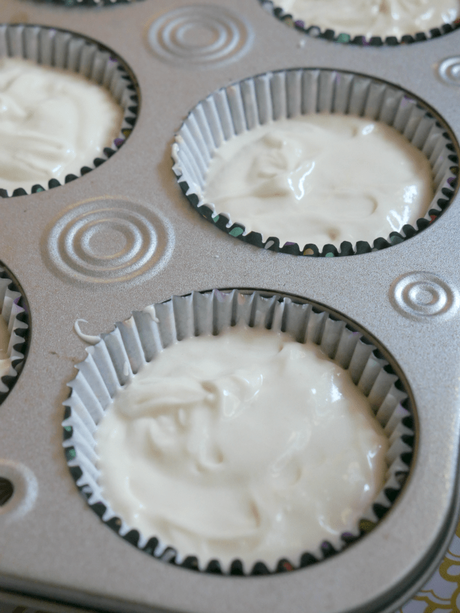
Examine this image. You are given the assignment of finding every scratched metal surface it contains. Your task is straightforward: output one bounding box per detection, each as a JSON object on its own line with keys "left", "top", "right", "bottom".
{"left": 1, "top": 1, "right": 460, "bottom": 612}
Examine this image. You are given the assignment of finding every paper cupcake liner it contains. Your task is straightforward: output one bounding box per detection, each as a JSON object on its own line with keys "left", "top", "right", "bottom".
{"left": 259, "top": 0, "right": 460, "bottom": 46}
{"left": 0, "top": 24, "right": 139, "bottom": 198}
{"left": 172, "top": 68, "right": 458, "bottom": 257}
{"left": 0, "top": 264, "right": 29, "bottom": 404}
{"left": 29, "top": 0, "right": 143, "bottom": 6}
{"left": 62, "top": 289, "right": 414, "bottom": 575}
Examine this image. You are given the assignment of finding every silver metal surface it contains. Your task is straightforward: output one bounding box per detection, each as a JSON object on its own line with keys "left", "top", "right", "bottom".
{"left": 1, "top": 0, "right": 460, "bottom": 612}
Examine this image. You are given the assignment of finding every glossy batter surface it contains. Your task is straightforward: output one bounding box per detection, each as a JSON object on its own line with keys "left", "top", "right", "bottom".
{"left": 97, "top": 325, "right": 388, "bottom": 569}
{"left": 276, "top": 0, "right": 459, "bottom": 38}
{"left": 203, "top": 114, "right": 433, "bottom": 249}
{"left": 0, "top": 58, "right": 123, "bottom": 193}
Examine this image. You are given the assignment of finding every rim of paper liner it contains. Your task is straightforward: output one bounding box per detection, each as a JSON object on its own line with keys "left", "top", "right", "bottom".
{"left": 0, "top": 265, "right": 29, "bottom": 404}
{"left": 259, "top": 0, "right": 460, "bottom": 47}
{"left": 0, "top": 24, "right": 139, "bottom": 198}
{"left": 172, "top": 68, "right": 459, "bottom": 258}
{"left": 62, "top": 289, "right": 415, "bottom": 575}
{"left": 30, "top": 0, "right": 143, "bottom": 6}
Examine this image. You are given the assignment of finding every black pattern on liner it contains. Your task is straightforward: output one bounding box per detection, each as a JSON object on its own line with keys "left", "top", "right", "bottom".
{"left": 259, "top": 0, "right": 460, "bottom": 46}
{"left": 23, "top": 0, "right": 144, "bottom": 8}
{"left": 172, "top": 68, "right": 459, "bottom": 258}
{"left": 0, "top": 24, "right": 139, "bottom": 198}
{"left": 62, "top": 289, "right": 415, "bottom": 575}
{"left": 0, "top": 264, "right": 30, "bottom": 405}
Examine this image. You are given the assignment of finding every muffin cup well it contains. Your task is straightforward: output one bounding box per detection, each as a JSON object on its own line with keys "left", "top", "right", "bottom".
{"left": 0, "top": 24, "right": 139, "bottom": 198}
{"left": 62, "top": 289, "right": 414, "bottom": 575}
{"left": 172, "top": 68, "right": 458, "bottom": 257}
{"left": 259, "top": 0, "right": 460, "bottom": 46}
{"left": 0, "top": 265, "right": 29, "bottom": 404}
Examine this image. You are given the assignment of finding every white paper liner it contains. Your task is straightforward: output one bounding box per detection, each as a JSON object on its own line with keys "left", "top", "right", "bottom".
{"left": 172, "top": 68, "right": 458, "bottom": 257}
{"left": 0, "top": 24, "right": 138, "bottom": 198}
{"left": 259, "top": 0, "right": 460, "bottom": 46}
{"left": 63, "top": 289, "right": 414, "bottom": 575}
{"left": 0, "top": 265, "right": 29, "bottom": 401}
{"left": 31, "top": 0, "right": 142, "bottom": 6}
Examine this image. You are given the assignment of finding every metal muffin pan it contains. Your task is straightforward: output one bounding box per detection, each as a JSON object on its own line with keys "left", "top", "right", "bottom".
{"left": 1, "top": 0, "right": 460, "bottom": 612}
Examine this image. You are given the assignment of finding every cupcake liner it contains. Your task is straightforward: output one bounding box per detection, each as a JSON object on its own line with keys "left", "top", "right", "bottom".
{"left": 172, "top": 68, "right": 458, "bottom": 257}
{"left": 0, "top": 265, "right": 29, "bottom": 404}
{"left": 259, "top": 0, "right": 460, "bottom": 46}
{"left": 62, "top": 289, "right": 414, "bottom": 575}
{"left": 29, "top": 0, "right": 142, "bottom": 5}
{"left": 0, "top": 24, "right": 139, "bottom": 198}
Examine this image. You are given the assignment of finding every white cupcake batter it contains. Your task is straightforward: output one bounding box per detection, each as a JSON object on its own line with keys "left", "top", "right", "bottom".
{"left": 96, "top": 325, "right": 388, "bottom": 569}
{"left": 276, "top": 0, "right": 459, "bottom": 38}
{"left": 0, "top": 314, "right": 10, "bottom": 380}
{"left": 202, "top": 114, "right": 433, "bottom": 249}
{"left": 0, "top": 58, "right": 123, "bottom": 193}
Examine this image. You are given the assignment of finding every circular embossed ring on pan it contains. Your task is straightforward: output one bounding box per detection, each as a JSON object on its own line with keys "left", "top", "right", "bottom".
{"left": 438, "top": 57, "right": 460, "bottom": 86}
{"left": 46, "top": 198, "right": 174, "bottom": 284}
{"left": 0, "top": 460, "right": 38, "bottom": 525}
{"left": 390, "top": 272, "right": 460, "bottom": 320}
{"left": 147, "top": 5, "right": 254, "bottom": 68}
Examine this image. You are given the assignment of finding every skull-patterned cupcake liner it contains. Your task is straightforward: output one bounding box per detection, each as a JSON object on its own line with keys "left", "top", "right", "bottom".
{"left": 63, "top": 289, "right": 414, "bottom": 575}
{"left": 23, "top": 0, "right": 143, "bottom": 8}
{"left": 0, "top": 24, "right": 139, "bottom": 198}
{"left": 259, "top": 0, "right": 460, "bottom": 46}
{"left": 172, "top": 68, "right": 458, "bottom": 257}
{"left": 0, "top": 264, "right": 29, "bottom": 405}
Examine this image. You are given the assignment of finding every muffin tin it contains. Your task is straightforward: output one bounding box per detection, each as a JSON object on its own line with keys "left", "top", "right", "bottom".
{"left": 1, "top": 0, "right": 460, "bottom": 612}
